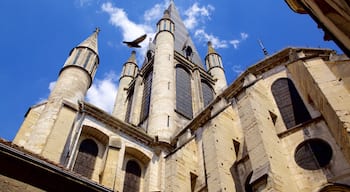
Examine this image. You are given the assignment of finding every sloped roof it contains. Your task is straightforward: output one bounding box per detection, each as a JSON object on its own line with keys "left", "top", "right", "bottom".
{"left": 167, "top": 1, "right": 205, "bottom": 69}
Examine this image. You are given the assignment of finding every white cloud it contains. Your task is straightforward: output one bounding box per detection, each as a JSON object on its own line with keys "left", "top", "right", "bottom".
{"left": 194, "top": 29, "right": 228, "bottom": 49}
{"left": 229, "top": 32, "right": 249, "bottom": 49}
{"left": 86, "top": 72, "right": 118, "bottom": 113}
{"left": 229, "top": 40, "right": 240, "bottom": 49}
{"left": 101, "top": 2, "right": 156, "bottom": 62}
{"left": 183, "top": 3, "right": 214, "bottom": 30}
{"left": 241, "top": 32, "right": 248, "bottom": 40}
{"left": 74, "top": 0, "right": 93, "bottom": 7}
{"left": 144, "top": 1, "right": 169, "bottom": 23}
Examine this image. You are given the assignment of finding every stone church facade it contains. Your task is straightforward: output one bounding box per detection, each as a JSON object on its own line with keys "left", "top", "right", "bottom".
{"left": 6, "top": 1, "right": 350, "bottom": 192}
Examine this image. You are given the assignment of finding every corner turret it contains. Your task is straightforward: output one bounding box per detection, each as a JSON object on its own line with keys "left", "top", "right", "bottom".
{"left": 205, "top": 41, "right": 227, "bottom": 94}
{"left": 112, "top": 51, "right": 138, "bottom": 120}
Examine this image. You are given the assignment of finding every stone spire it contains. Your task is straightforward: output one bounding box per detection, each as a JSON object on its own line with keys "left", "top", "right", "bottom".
{"left": 76, "top": 27, "right": 99, "bottom": 54}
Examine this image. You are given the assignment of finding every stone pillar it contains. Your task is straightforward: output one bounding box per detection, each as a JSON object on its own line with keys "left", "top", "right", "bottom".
{"left": 102, "top": 137, "right": 121, "bottom": 191}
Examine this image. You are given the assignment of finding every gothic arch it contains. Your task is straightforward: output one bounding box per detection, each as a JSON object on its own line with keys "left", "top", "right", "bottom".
{"left": 72, "top": 126, "right": 109, "bottom": 179}
{"left": 123, "top": 160, "right": 142, "bottom": 192}
{"left": 271, "top": 78, "right": 311, "bottom": 129}
{"left": 81, "top": 125, "right": 109, "bottom": 145}
{"left": 122, "top": 146, "right": 151, "bottom": 192}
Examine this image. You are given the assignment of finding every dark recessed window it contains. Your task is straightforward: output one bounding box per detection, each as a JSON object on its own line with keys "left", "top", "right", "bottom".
{"left": 271, "top": 78, "right": 311, "bottom": 129}
{"left": 140, "top": 70, "right": 153, "bottom": 122}
{"left": 125, "top": 89, "right": 134, "bottom": 123}
{"left": 176, "top": 66, "right": 193, "bottom": 119}
{"left": 245, "top": 172, "right": 253, "bottom": 192}
{"left": 123, "top": 160, "right": 141, "bottom": 192}
{"left": 73, "top": 139, "right": 98, "bottom": 178}
{"left": 294, "top": 139, "right": 333, "bottom": 170}
{"left": 201, "top": 81, "right": 213, "bottom": 107}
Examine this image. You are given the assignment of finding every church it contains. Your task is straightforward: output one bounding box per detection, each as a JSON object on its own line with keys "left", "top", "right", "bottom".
{"left": 1, "top": 1, "right": 350, "bottom": 191}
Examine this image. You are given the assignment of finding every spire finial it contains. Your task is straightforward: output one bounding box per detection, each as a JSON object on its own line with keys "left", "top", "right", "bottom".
{"left": 94, "top": 27, "right": 101, "bottom": 34}
{"left": 207, "top": 41, "right": 216, "bottom": 54}
{"left": 258, "top": 39, "right": 269, "bottom": 57}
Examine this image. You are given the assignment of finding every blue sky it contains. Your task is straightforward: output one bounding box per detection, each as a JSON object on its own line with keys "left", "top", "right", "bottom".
{"left": 0, "top": 0, "right": 342, "bottom": 141}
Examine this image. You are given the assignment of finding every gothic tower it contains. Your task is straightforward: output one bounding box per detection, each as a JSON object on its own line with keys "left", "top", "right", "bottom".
{"left": 13, "top": 29, "right": 100, "bottom": 162}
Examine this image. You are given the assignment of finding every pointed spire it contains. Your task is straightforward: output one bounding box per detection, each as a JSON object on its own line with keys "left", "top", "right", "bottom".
{"left": 207, "top": 41, "right": 217, "bottom": 55}
{"left": 163, "top": 9, "right": 171, "bottom": 19}
{"left": 127, "top": 50, "right": 137, "bottom": 64}
{"left": 77, "top": 27, "right": 99, "bottom": 54}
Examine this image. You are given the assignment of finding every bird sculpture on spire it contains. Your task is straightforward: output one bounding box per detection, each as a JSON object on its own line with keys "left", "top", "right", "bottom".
{"left": 123, "top": 34, "right": 147, "bottom": 48}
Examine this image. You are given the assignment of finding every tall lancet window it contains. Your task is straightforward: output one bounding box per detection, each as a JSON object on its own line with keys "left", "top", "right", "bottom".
{"left": 73, "top": 139, "right": 98, "bottom": 178}
{"left": 176, "top": 66, "right": 193, "bottom": 119}
{"left": 123, "top": 160, "right": 142, "bottom": 192}
{"left": 125, "top": 88, "right": 134, "bottom": 123}
{"left": 271, "top": 78, "right": 311, "bottom": 129}
{"left": 140, "top": 70, "right": 153, "bottom": 122}
{"left": 201, "top": 81, "right": 213, "bottom": 107}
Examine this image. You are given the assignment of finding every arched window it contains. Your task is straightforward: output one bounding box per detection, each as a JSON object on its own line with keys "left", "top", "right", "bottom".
{"left": 73, "top": 139, "right": 98, "bottom": 178}
{"left": 176, "top": 66, "right": 193, "bottom": 119}
{"left": 123, "top": 160, "right": 142, "bottom": 192}
{"left": 140, "top": 70, "right": 153, "bottom": 122}
{"left": 201, "top": 81, "right": 213, "bottom": 107}
{"left": 271, "top": 78, "right": 311, "bottom": 129}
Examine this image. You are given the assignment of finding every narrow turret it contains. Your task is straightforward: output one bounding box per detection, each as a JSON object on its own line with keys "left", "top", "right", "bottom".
{"left": 147, "top": 8, "right": 176, "bottom": 143}
{"left": 112, "top": 51, "right": 138, "bottom": 120}
{"left": 14, "top": 29, "right": 100, "bottom": 160}
{"left": 205, "top": 41, "right": 227, "bottom": 94}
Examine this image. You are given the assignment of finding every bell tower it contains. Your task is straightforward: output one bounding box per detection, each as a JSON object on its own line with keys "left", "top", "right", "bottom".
{"left": 14, "top": 29, "right": 100, "bottom": 162}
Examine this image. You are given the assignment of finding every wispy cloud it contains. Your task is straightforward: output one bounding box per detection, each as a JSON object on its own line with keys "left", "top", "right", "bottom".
{"left": 101, "top": 2, "right": 155, "bottom": 60}
{"left": 74, "top": 0, "right": 93, "bottom": 7}
{"left": 183, "top": 3, "right": 214, "bottom": 30}
{"left": 144, "top": 1, "right": 169, "bottom": 24}
{"left": 194, "top": 29, "right": 228, "bottom": 49}
{"left": 229, "top": 32, "right": 249, "bottom": 49}
{"left": 181, "top": 2, "right": 248, "bottom": 50}
{"left": 86, "top": 72, "right": 118, "bottom": 113}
